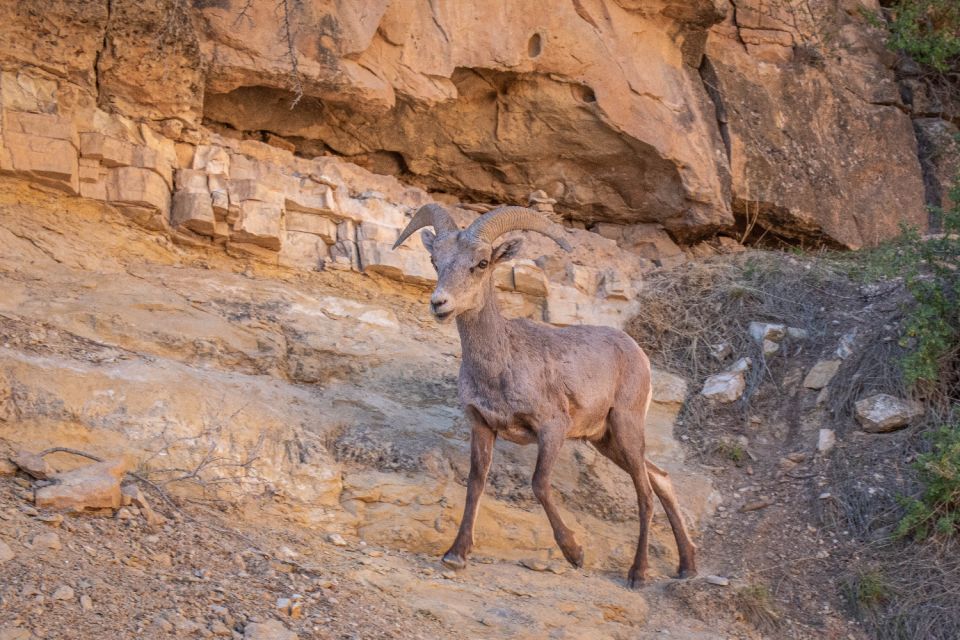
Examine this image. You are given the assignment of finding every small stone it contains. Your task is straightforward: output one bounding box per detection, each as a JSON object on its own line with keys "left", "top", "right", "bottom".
{"left": 121, "top": 483, "right": 163, "bottom": 526}
{"left": 701, "top": 371, "right": 745, "bottom": 403}
{"left": 855, "top": 394, "right": 923, "bottom": 433}
{"left": 210, "top": 621, "right": 232, "bottom": 636}
{"left": 51, "top": 585, "right": 74, "bottom": 601}
{"left": 10, "top": 451, "right": 51, "bottom": 480}
{"left": 705, "top": 575, "right": 729, "bottom": 586}
{"left": 709, "top": 342, "right": 732, "bottom": 361}
{"left": 817, "top": 429, "right": 836, "bottom": 454}
{"left": 762, "top": 339, "right": 780, "bottom": 356}
{"left": 31, "top": 532, "right": 61, "bottom": 552}
{"left": 80, "top": 595, "right": 93, "bottom": 611}
{"left": 0, "top": 540, "right": 14, "bottom": 563}
{"left": 519, "top": 558, "right": 549, "bottom": 572}
{"left": 818, "top": 492, "right": 832, "bottom": 500}
{"left": 326, "top": 533, "right": 347, "bottom": 547}
{"left": 0, "top": 458, "right": 17, "bottom": 476}
{"left": 803, "top": 360, "right": 842, "bottom": 389}
{"left": 115, "top": 507, "right": 134, "bottom": 520}
{"left": 749, "top": 322, "right": 785, "bottom": 344}
{"left": 787, "top": 452, "right": 807, "bottom": 463}
{"left": 441, "top": 570, "right": 457, "bottom": 579}
{"left": 243, "top": 619, "right": 297, "bottom": 640}
{"left": 740, "top": 500, "right": 772, "bottom": 512}
{"left": 36, "top": 513, "right": 63, "bottom": 527}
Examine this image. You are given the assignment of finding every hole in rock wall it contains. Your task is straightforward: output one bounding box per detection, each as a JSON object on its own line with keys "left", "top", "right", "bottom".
{"left": 527, "top": 33, "right": 543, "bottom": 58}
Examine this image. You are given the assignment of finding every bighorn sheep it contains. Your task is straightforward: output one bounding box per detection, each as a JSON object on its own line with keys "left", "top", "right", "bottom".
{"left": 392, "top": 203, "right": 697, "bottom": 587}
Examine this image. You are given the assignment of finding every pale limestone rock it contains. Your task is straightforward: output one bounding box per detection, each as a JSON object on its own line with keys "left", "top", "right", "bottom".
{"left": 287, "top": 213, "right": 338, "bottom": 242}
{"left": 512, "top": 261, "right": 547, "bottom": 297}
{"left": 700, "top": 370, "right": 745, "bottom": 403}
{"left": 749, "top": 322, "right": 786, "bottom": 344}
{"left": 0, "top": 71, "right": 58, "bottom": 113}
{"left": 803, "top": 360, "right": 841, "bottom": 390}
{"left": 359, "top": 241, "right": 434, "bottom": 285}
{"left": 232, "top": 200, "right": 282, "bottom": 250}
{"left": 79, "top": 132, "right": 136, "bottom": 167}
{"left": 172, "top": 191, "right": 215, "bottom": 236}
{"left": 279, "top": 232, "right": 329, "bottom": 270}
{"left": 855, "top": 394, "right": 923, "bottom": 433}
{"left": 817, "top": 429, "right": 836, "bottom": 455}
{"left": 35, "top": 459, "right": 129, "bottom": 512}
{"left": 51, "top": 585, "right": 74, "bottom": 601}
{"left": 104, "top": 166, "right": 170, "bottom": 214}
{"left": 30, "top": 531, "right": 61, "bottom": 551}
{"left": 193, "top": 145, "right": 230, "bottom": 176}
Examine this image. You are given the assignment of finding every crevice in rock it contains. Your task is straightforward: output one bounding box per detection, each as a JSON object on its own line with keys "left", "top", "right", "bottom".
{"left": 732, "top": 197, "right": 845, "bottom": 250}
{"left": 698, "top": 55, "right": 730, "bottom": 162}
{"left": 93, "top": 0, "right": 113, "bottom": 105}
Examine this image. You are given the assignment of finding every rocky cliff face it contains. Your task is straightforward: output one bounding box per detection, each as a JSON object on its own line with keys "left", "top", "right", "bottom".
{"left": 1, "top": 0, "right": 947, "bottom": 252}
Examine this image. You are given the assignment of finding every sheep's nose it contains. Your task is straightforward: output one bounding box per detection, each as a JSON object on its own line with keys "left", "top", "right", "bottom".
{"left": 430, "top": 296, "right": 448, "bottom": 312}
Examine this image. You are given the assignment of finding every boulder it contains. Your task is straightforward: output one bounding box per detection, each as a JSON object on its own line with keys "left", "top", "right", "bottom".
{"left": 855, "top": 394, "right": 923, "bottom": 433}
{"left": 34, "top": 459, "right": 130, "bottom": 512}
{"left": 10, "top": 451, "right": 51, "bottom": 480}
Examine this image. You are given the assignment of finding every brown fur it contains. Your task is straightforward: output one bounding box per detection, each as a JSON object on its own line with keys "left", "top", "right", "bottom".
{"left": 418, "top": 226, "right": 698, "bottom": 588}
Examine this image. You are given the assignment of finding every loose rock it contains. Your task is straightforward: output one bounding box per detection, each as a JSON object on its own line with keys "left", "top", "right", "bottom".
{"left": 326, "top": 533, "right": 347, "bottom": 547}
{"left": 243, "top": 620, "right": 297, "bottom": 640}
{"left": 817, "top": 429, "right": 836, "bottom": 455}
{"left": 705, "top": 575, "right": 730, "bottom": 586}
{"left": 855, "top": 394, "right": 923, "bottom": 433}
{"left": 519, "top": 558, "right": 549, "bottom": 572}
{"left": 0, "top": 540, "right": 14, "bottom": 563}
{"left": 803, "top": 360, "right": 841, "bottom": 389}
{"left": 51, "top": 585, "right": 74, "bottom": 601}
{"left": 11, "top": 451, "right": 51, "bottom": 480}
{"left": 30, "top": 532, "right": 61, "bottom": 552}
{"left": 35, "top": 458, "right": 129, "bottom": 512}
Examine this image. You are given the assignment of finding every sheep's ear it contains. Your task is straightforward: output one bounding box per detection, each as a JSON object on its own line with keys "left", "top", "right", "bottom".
{"left": 420, "top": 229, "right": 437, "bottom": 254}
{"left": 492, "top": 238, "right": 523, "bottom": 263}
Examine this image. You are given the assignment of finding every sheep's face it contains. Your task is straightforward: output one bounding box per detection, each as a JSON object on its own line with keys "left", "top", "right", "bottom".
{"left": 421, "top": 230, "right": 522, "bottom": 324}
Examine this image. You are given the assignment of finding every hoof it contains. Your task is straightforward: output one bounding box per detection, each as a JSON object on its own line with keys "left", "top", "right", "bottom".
{"left": 627, "top": 568, "right": 647, "bottom": 590}
{"left": 441, "top": 551, "right": 467, "bottom": 570}
{"left": 677, "top": 567, "right": 698, "bottom": 580}
{"left": 561, "top": 545, "right": 584, "bottom": 568}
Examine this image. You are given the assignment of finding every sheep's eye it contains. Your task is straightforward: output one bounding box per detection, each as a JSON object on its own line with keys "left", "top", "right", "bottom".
{"left": 477, "top": 259, "right": 489, "bottom": 270}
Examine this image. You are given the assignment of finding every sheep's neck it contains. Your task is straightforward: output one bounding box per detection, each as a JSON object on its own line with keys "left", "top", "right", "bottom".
{"left": 456, "top": 278, "right": 510, "bottom": 376}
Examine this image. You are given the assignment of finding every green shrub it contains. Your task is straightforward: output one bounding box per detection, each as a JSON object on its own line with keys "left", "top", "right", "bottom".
{"left": 880, "top": 0, "right": 960, "bottom": 73}
{"left": 896, "top": 418, "right": 960, "bottom": 540}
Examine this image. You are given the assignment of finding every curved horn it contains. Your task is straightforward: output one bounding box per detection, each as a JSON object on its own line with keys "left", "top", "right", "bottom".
{"left": 463, "top": 206, "right": 573, "bottom": 252}
{"left": 392, "top": 203, "right": 459, "bottom": 250}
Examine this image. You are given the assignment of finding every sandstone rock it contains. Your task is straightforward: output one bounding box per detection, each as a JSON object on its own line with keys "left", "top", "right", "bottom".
{"left": 172, "top": 190, "right": 216, "bottom": 236}
{"left": 0, "top": 112, "right": 79, "bottom": 194}
{"left": 326, "top": 533, "right": 347, "bottom": 547}
{"left": 232, "top": 200, "right": 282, "bottom": 250}
{"left": 0, "top": 539, "right": 13, "bottom": 563}
{"left": 243, "top": 620, "right": 297, "bottom": 640}
{"left": 651, "top": 370, "right": 688, "bottom": 405}
{"left": 279, "top": 232, "right": 329, "bottom": 271}
{"left": 705, "top": 2, "right": 927, "bottom": 248}
{"left": 817, "top": 429, "right": 836, "bottom": 455}
{"left": 288, "top": 213, "right": 338, "bottom": 242}
{"left": 30, "top": 532, "right": 61, "bottom": 552}
{"left": 120, "top": 483, "right": 163, "bottom": 526}
{"left": 11, "top": 451, "right": 51, "bottom": 479}
{"left": 803, "top": 360, "right": 841, "bottom": 390}
{"left": 512, "top": 261, "right": 548, "bottom": 297}
{"left": 855, "top": 394, "right": 923, "bottom": 433}
{"left": 79, "top": 595, "right": 93, "bottom": 611}
{"left": 51, "top": 585, "right": 74, "bottom": 601}
{"left": 34, "top": 459, "right": 129, "bottom": 512}
{"left": 0, "top": 458, "right": 16, "bottom": 476}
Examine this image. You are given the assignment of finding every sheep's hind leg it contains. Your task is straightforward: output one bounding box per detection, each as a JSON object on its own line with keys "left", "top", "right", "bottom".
{"left": 442, "top": 417, "right": 495, "bottom": 570}
{"left": 605, "top": 408, "right": 655, "bottom": 589}
{"left": 592, "top": 436, "right": 698, "bottom": 579}
{"left": 533, "top": 426, "right": 584, "bottom": 567}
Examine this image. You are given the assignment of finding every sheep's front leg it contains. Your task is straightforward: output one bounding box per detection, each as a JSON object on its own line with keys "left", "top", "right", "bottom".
{"left": 533, "top": 426, "right": 584, "bottom": 568}
{"left": 442, "top": 418, "right": 495, "bottom": 569}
